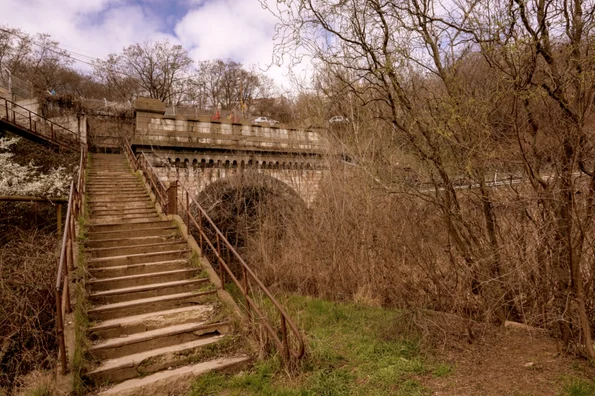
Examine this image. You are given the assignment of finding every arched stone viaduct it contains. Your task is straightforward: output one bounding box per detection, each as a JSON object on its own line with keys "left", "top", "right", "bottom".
{"left": 131, "top": 98, "right": 329, "bottom": 205}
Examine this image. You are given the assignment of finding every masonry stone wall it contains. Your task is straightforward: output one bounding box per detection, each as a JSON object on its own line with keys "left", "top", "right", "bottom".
{"left": 133, "top": 98, "right": 328, "bottom": 205}
{"left": 155, "top": 165, "right": 324, "bottom": 206}
{"left": 133, "top": 98, "right": 328, "bottom": 154}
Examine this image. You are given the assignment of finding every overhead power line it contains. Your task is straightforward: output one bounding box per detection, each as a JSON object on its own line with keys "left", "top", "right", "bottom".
{"left": 0, "top": 27, "right": 98, "bottom": 67}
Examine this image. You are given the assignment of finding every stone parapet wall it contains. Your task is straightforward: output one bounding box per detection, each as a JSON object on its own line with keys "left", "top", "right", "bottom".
{"left": 133, "top": 98, "right": 328, "bottom": 154}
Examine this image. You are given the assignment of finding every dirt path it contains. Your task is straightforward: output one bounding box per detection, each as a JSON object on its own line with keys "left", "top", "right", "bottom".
{"left": 425, "top": 326, "right": 595, "bottom": 395}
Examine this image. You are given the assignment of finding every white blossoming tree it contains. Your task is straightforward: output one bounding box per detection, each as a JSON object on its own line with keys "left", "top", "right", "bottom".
{"left": 0, "top": 137, "right": 72, "bottom": 197}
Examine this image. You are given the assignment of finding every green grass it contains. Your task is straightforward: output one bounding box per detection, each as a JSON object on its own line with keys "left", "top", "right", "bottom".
{"left": 190, "top": 295, "right": 440, "bottom": 396}
{"left": 72, "top": 281, "right": 91, "bottom": 395}
{"left": 561, "top": 377, "right": 595, "bottom": 396}
{"left": 72, "top": 211, "right": 92, "bottom": 395}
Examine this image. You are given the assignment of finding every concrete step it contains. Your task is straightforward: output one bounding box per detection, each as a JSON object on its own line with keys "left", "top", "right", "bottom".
{"left": 89, "top": 202, "right": 153, "bottom": 209}
{"left": 89, "top": 214, "right": 161, "bottom": 225}
{"left": 87, "top": 220, "right": 173, "bottom": 234}
{"left": 88, "top": 336, "right": 243, "bottom": 386}
{"left": 95, "top": 356, "right": 251, "bottom": 396}
{"left": 87, "top": 193, "right": 149, "bottom": 201}
{"left": 88, "top": 268, "right": 200, "bottom": 292}
{"left": 86, "top": 241, "right": 187, "bottom": 259}
{"left": 87, "top": 186, "right": 145, "bottom": 191}
{"left": 87, "top": 177, "right": 139, "bottom": 182}
{"left": 86, "top": 235, "right": 179, "bottom": 249}
{"left": 88, "top": 249, "right": 191, "bottom": 268}
{"left": 87, "top": 176, "right": 138, "bottom": 181}
{"left": 88, "top": 290, "right": 217, "bottom": 321}
{"left": 89, "top": 321, "right": 230, "bottom": 360}
{"left": 87, "top": 184, "right": 143, "bottom": 189}
{"left": 89, "top": 304, "right": 218, "bottom": 339}
{"left": 88, "top": 207, "right": 157, "bottom": 218}
{"left": 86, "top": 226, "right": 178, "bottom": 241}
{"left": 87, "top": 193, "right": 148, "bottom": 200}
{"left": 88, "top": 203, "right": 154, "bottom": 212}
{"left": 89, "top": 278, "right": 209, "bottom": 305}
{"left": 89, "top": 259, "right": 191, "bottom": 279}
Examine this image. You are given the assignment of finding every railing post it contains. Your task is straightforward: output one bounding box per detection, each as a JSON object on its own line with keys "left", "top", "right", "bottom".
{"left": 280, "top": 316, "right": 290, "bottom": 363}
{"left": 167, "top": 180, "right": 177, "bottom": 216}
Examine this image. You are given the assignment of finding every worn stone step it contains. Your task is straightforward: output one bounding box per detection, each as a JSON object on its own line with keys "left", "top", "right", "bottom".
{"left": 95, "top": 356, "right": 251, "bottom": 396}
{"left": 88, "top": 180, "right": 136, "bottom": 184}
{"left": 88, "top": 178, "right": 135, "bottom": 181}
{"left": 89, "top": 259, "right": 191, "bottom": 279}
{"left": 90, "top": 278, "right": 209, "bottom": 305}
{"left": 88, "top": 268, "right": 200, "bottom": 292}
{"left": 87, "top": 192, "right": 148, "bottom": 199}
{"left": 89, "top": 214, "right": 161, "bottom": 225}
{"left": 87, "top": 186, "right": 145, "bottom": 192}
{"left": 89, "top": 321, "right": 229, "bottom": 360}
{"left": 89, "top": 304, "right": 217, "bottom": 339}
{"left": 86, "top": 241, "right": 187, "bottom": 259}
{"left": 88, "top": 249, "right": 191, "bottom": 268}
{"left": 88, "top": 336, "right": 243, "bottom": 386}
{"left": 88, "top": 207, "right": 157, "bottom": 218}
{"left": 86, "top": 235, "right": 179, "bottom": 249}
{"left": 87, "top": 184, "right": 142, "bottom": 190}
{"left": 88, "top": 201, "right": 152, "bottom": 210}
{"left": 88, "top": 290, "right": 217, "bottom": 321}
{"left": 86, "top": 226, "right": 178, "bottom": 241}
{"left": 89, "top": 202, "right": 153, "bottom": 210}
{"left": 87, "top": 197, "right": 150, "bottom": 205}
{"left": 88, "top": 202, "right": 154, "bottom": 211}
{"left": 87, "top": 220, "right": 172, "bottom": 234}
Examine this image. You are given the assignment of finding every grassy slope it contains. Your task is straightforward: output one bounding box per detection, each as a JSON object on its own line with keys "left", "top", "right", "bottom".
{"left": 190, "top": 295, "right": 441, "bottom": 396}
{"left": 190, "top": 295, "right": 595, "bottom": 396}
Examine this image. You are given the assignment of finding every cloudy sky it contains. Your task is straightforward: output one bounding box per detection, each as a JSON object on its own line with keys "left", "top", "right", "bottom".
{"left": 0, "top": 0, "right": 304, "bottom": 88}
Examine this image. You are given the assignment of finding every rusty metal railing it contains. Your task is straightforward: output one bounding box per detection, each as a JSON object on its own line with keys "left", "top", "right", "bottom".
{"left": 123, "top": 141, "right": 168, "bottom": 214}
{"left": 122, "top": 142, "right": 305, "bottom": 363}
{"left": 0, "top": 96, "right": 80, "bottom": 150}
{"left": 55, "top": 145, "right": 87, "bottom": 374}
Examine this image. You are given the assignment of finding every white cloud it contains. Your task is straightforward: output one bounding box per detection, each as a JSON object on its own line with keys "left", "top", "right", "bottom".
{"left": 174, "top": 0, "right": 312, "bottom": 89}
{"left": 0, "top": 0, "right": 310, "bottom": 88}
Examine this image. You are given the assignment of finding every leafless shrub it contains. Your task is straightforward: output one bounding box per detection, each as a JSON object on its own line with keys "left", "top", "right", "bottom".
{"left": 0, "top": 230, "right": 58, "bottom": 392}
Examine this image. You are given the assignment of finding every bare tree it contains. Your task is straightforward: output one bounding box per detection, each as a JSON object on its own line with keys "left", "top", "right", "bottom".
{"left": 95, "top": 40, "right": 192, "bottom": 104}
{"left": 465, "top": 0, "right": 595, "bottom": 357}
{"left": 262, "top": 0, "right": 595, "bottom": 356}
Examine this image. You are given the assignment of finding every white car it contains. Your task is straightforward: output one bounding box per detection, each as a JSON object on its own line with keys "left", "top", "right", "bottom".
{"left": 329, "top": 115, "right": 349, "bottom": 124}
{"left": 252, "top": 116, "right": 279, "bottom": 125}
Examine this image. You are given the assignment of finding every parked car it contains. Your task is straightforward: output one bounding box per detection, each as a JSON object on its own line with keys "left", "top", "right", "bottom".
{"left": 329, "top": 115, "right": 349, "bottom": 124}
{"left": 252, "top": 116, "right": 279, "bottom": 125}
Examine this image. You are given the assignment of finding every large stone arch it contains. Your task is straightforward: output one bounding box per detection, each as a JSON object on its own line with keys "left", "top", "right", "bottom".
{"left": 194, "top": 171, "right": 308, "bottom": 275}
{"left": 197, "top": 171, "right": 306, "bottom": 213}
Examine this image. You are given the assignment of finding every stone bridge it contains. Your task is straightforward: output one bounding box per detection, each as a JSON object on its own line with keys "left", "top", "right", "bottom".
{"left": 132, "top": 98, "right": 328, "bottom": 206}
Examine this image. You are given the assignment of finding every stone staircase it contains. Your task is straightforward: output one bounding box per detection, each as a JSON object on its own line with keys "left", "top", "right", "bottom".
{"left": 83, "top": 153, "right": 250, "bottom": 395}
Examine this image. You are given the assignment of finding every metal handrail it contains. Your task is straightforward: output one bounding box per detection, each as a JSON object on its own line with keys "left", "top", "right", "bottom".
{"left": 0, "top": 96, "right": 80, "bottom": 149}
{"left": 122, "top": 142, "right": 305, "bottom": 363}
{"left": 55, "top": 145, "right": 87, "bottom": 374}
{"left": 123, "top": 141, "right": 168, "bottom": 213}
{"left": 177, "top": 180, "right": 305, "bottom": 362}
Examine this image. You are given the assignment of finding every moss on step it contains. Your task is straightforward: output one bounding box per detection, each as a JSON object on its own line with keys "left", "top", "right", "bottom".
{"left": 136, "top": 332, "right": 248, "bottom": 378}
